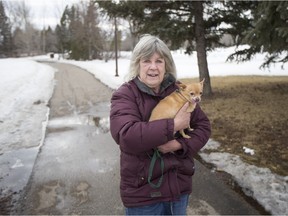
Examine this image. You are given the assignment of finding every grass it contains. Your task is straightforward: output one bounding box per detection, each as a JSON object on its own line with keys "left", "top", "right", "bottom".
{"left": 180, "top": 76, "right": 288, "bottom": 176}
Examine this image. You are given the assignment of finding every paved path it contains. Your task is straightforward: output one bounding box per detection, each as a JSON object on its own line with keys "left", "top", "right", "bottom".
{"left": 14, "top": 62, "right": 264, "bottom": 215}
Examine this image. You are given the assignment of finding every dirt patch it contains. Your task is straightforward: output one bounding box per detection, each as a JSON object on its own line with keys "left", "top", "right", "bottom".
{"left": 0, "top": 189, "right": 14, "bottom": 215}
{"left": 181, "top": 76, "right": 288, "bottom": 176}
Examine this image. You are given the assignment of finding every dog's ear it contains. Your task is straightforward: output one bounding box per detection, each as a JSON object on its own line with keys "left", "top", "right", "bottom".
{"left": 200, "top": 78, "right": 205, "bottom": 86}
{"left": 177, "top": 83, "right": 187, "bottom": 90}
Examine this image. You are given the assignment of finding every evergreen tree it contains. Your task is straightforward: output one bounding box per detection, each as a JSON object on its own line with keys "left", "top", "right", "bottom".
{"left": 0, "top": 0, "right": 13, "bottom": 57}
{"left": 83, "top": 1, "right": 103, "bottom": 60}
{"left": 56, "top": 6, "right": 71, "bottom": 56}
{"left": 57, "top": 5, "right": 84, "bottom": 60}
{"left": 97, "top": 0, "right": 287, "bottom": 93}
{"left": 97, "top": 1, "right": 219, "bottom": 95}
{"left": 212, "top": 1, "right": 258, "bottom": 46}
{"left": 57, "top": 2, "right": 103, "bottom": 60}
{"left": 69, "top": 5, "right": 86, "bottom": 60}
{"left": 227, "top": 1, "right": 288, "bottom": 68}
{"left": 44, "top": 26, "right": 58, "bottom": 53}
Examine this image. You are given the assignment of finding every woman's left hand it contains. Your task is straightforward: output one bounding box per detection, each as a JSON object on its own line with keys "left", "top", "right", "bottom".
{"left": 157, "top": 140, "right": 182, "bottom": 154}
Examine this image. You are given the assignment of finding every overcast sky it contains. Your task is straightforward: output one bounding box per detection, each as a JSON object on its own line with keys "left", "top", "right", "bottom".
{"left": 4, "top": 0, "right": 81, "bottom": 29}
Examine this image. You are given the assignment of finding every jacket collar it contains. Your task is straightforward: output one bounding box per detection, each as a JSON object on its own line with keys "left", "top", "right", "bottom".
{"left": 134, "top": 73, "right": 176, "bottom": 96}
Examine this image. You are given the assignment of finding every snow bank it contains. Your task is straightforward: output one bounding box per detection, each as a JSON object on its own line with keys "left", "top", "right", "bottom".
{"left": 200, "top": 140, "right": 288, "bottom": 215}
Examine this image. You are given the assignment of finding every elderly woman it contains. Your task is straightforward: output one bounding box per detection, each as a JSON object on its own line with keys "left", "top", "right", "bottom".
{"left": 110, "top": 34, "right": 211, "bottom": 215}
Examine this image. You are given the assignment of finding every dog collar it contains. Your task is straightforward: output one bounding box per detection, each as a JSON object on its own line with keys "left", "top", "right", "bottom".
{"left": 175, "top": 89, "right": 194, "bottom": 104}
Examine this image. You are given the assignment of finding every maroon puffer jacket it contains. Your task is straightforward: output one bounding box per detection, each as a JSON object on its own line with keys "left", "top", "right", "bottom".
{"left": 110, "top": 76, "right": 211, "bottom": 207}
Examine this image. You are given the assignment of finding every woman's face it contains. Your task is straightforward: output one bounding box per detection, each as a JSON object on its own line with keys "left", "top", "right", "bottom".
{"left": 139, "top": 52, "right": 166, "bottom": 93}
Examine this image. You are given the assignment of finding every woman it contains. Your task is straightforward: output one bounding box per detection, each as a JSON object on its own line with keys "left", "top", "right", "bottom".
{"left": 110, "top": 34, "right": 211, "bottom": 215}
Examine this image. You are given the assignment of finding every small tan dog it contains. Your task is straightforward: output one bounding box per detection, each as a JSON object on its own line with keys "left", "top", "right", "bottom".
{"left": 149, "top": 79, "right": 204, "bottom": 138}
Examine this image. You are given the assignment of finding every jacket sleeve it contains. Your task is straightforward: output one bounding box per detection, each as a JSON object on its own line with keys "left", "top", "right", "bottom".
{"left": 175, "top": 104, "right": 211, "bottom": 158}
{"left": 110, "top": 84, "right": 175, "bottom": 155}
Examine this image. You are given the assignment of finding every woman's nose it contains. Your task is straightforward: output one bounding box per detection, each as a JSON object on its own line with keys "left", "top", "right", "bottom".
{"left": 149, "top": 61, "right": 157, "bottom": 69}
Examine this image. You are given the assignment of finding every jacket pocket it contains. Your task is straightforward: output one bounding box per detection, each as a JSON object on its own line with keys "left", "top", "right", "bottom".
{"left": 120, "top": 152, "right": 141, "bottom": 188}
{"left": 137, "top": 158, "right": 147, "bottom": 187}
{"left": 178, "top": 156, "right": 195, "bottom": 176}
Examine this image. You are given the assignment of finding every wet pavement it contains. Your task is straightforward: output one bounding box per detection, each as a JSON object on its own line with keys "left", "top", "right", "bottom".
{"left": 14, "top": 62, "right": 123, "bottom": 215}
{"left": 1, "top": 62, "right": 266, "bottom": 215}
{"left": 18, "top": 103, "right": 123, "bottom": 214}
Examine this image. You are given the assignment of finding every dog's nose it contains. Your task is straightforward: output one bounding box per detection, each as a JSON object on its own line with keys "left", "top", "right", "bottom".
{"left": 194, "top": 98, "right": 200, "bottom": 103}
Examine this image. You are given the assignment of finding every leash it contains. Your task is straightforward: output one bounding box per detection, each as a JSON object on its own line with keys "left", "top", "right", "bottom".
{"left": 147, "top": 88, "right": 197, "bottom": 189}
{"left": 147, "top": 89, "right": 186, "bottom": 189}
{"left": 148, "top": 149, "right": 165, "bottom": 189}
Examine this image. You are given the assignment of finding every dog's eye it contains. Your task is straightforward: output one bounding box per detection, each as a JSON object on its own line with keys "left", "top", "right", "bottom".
{"left": 190, "top": 93, "right": 194, "bottom": 96}
{"left": 200, "top": 92, "right": 203, "bottom": 95}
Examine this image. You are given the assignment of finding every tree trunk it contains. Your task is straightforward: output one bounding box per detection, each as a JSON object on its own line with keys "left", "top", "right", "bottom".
{"left": 194, "top": 1, "right": 213, "bottom": 96}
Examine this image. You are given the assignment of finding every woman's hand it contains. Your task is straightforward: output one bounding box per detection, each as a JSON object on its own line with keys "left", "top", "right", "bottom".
{"left": 173, "top": 102, "right": 191, "bottom": 133}
{"left": 157, "top": 140, "right": 182, "bottom": 154}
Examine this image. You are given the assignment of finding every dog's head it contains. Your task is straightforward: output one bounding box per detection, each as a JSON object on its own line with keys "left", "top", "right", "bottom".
{"left": 177, "top": 79, "right": 204, "bottom": 103}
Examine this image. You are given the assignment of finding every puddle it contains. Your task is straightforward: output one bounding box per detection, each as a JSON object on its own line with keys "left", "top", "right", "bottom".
{"left": 37, "top": 129, "right": 117, "bottom": 177}
{"left": 47, "top": 102, "right": 110, "bottom": 134}
{"left": 0, "top": 102, "right": 118, "bottom": 214}
{"left": 0, "top": 147, "right": 39, "bottom": 194}
{"left": 47, "top": 115, "right": 109, "bottom": 134}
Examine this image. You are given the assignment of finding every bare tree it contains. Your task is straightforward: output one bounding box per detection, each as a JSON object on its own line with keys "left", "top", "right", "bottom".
{"left": 4, "top": 0, "right": 32, "bottom": 30}
{"left": 4, "top": 0, "right": 41, "bottom": 56}
{"left": 0, "top": 0, "right": 13, "bottom": 57}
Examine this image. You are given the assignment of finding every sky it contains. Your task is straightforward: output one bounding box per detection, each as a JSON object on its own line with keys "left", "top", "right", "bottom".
{"left": 4, "top": 0, "right": 81, "bottom": 29}
{"left": 26, "top": 0, "right": 69, "bottom": 28}
{"left": 4, "top": 0, "right": 127, "bottom": 32}
{"left": 0, "top": 47, "right": 287, "bottom": 215}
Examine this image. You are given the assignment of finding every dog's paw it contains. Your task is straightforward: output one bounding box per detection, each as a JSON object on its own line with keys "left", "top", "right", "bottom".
{"left": 180, "top": 130, "right": 191, "bottom": 138}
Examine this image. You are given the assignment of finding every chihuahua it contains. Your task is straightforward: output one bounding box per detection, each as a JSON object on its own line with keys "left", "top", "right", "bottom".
{"left": 149, "top": 79, "right": 204, "bottom": 138}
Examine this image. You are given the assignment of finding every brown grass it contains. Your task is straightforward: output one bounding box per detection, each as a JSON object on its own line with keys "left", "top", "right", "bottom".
{"left": 180, "top": 76, "right": 288, "bottom": 176}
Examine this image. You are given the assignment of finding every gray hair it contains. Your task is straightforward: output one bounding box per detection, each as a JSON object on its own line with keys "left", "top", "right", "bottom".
{"left": 127, "top": 34, "right": 177, "bottom": 80}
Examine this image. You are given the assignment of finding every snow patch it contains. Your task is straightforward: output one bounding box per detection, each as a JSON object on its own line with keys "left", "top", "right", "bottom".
{"left": 200, "top": 141, "right": 288, "bottom": 215}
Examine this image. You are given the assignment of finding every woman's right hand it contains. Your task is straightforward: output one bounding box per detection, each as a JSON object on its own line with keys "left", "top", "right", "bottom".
{"left": 173, "top": 102, "right": 191, "bottom": 132}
